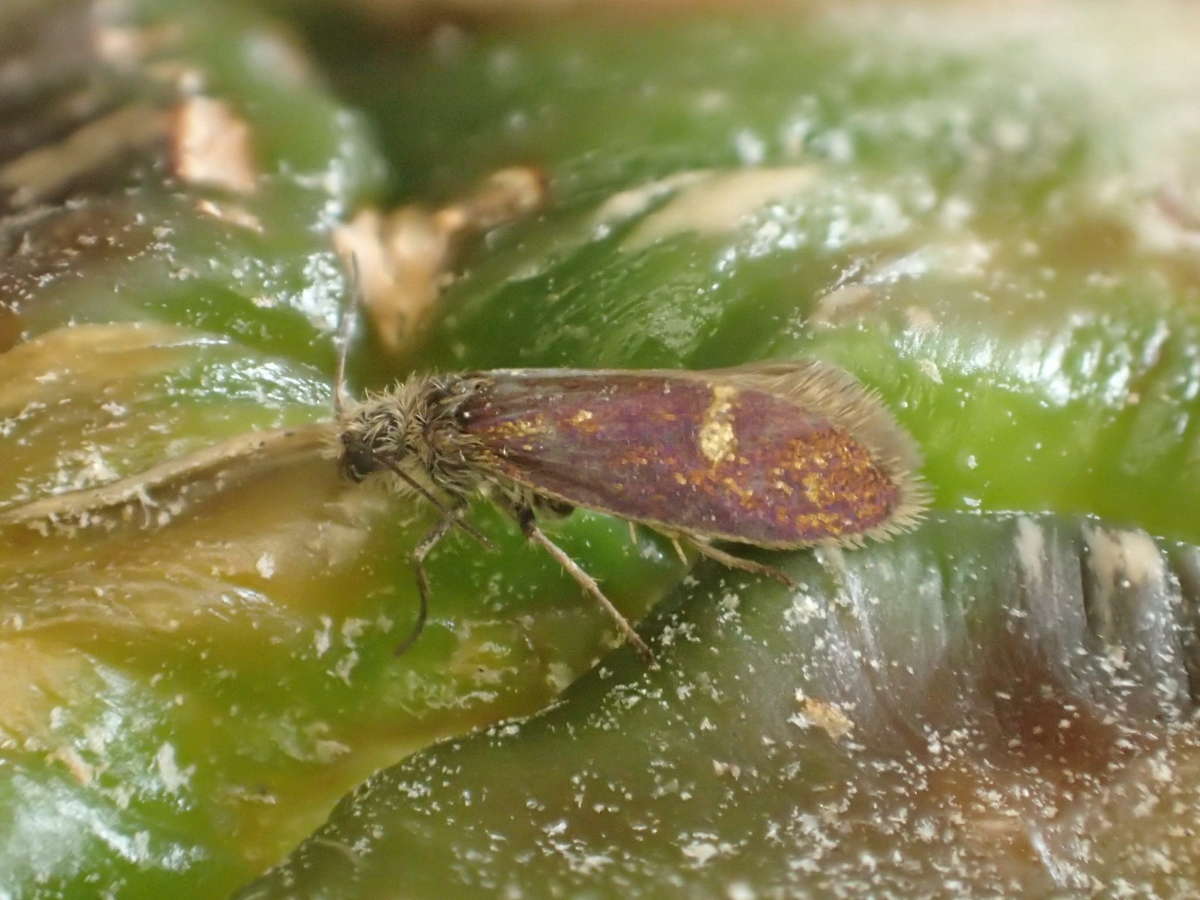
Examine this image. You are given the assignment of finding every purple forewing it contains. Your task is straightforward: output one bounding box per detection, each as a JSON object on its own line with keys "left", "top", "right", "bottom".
{"left": 458, "top": 370, "right": 902, "bottom": 546}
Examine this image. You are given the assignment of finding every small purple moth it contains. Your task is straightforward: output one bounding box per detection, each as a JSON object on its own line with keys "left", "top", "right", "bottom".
{"left": 0, "top": 314, "right": 927, "bottom": 662}
{"left": 336, "top": 362, "right": 928, "bottom": 661}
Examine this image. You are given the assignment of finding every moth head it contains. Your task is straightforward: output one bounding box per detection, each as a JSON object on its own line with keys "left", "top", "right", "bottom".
{"left": 338, "top": 429, "right": 386, "bottom": 483}
{"left": 336, "top": 386, "right": 421, "bottom": 485}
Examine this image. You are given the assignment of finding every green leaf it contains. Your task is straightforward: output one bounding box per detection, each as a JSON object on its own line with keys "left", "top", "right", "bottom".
{"left": 1, "top": 0, "right": 384, "bottom": 368}
{"left": 0, "top": 320, "right": 684, "bottom": 896}
{"left": 0, "top": 3, "right": 678, "bottom": 895}
{"left": 241, "top": 512, "right": 1200, "bottom": 897}
{"left": 6, "top": 0, "right": 1200, "bottom": 895}
{"left": 341, "top": 6, "right": 1200, "bottom": 542}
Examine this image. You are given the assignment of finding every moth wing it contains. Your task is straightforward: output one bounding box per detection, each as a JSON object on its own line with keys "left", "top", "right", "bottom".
{"left": 697, "top": 360, "right": 925, "bottom": 473}
{"left": 703, "top": 360, "right": 929, "bottom": 533}
{"left": 478, "top": 362, "right": 922, "bottom": 474}
{"left": 463, "top": 364, "right": 928, "bottom": 547}
{"left": 0, "top": 421, "right": 337, "bottom": 528}
{"left": 479, "top": 360, "right": 927, "bottom": 486}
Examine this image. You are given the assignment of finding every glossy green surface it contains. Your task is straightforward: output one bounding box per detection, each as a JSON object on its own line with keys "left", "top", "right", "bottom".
{"left": 4, "top": 0, "right": 1200, "bottom": 895}
{"left": 243, "top": 512, "right": 1200, "bottom": 897}
{"left": 339, "top": 5, "right": 1200, "bottom": 543}
{"left": 0, "top": 2, "right": 681, "bottom": 895}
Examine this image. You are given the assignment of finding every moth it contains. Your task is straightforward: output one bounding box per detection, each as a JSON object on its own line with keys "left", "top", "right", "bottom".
{"left": 0, "top": 313, "right": 928, "bottom": 663}
{"left": 336, "top": 362, "right": 928, "bottom": 660}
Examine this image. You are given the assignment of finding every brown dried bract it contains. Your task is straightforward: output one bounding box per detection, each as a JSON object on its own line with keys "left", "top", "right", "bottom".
{"left": 334, "top": 166, "right": 548, "bottom": 353}
{"left": 0, "top": 104, "right": 169, "bottom": 209}
{"left": 0, "top": 423, "right": 335, "bottom": 531}
{"left": 171, "top": 96, "right": 258, "bottom": 195}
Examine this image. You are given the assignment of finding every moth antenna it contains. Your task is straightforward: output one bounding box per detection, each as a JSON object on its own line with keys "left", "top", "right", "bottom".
{"left": 333, "top": 254, "right": 361, "bottom": 420}
{"left": 376, "top": 455, "right": 494, "bottom": 550}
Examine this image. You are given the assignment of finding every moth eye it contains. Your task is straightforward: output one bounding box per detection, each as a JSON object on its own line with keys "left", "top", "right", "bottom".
{"left": 339, "top": 440, "right": 381, "bottom": 483}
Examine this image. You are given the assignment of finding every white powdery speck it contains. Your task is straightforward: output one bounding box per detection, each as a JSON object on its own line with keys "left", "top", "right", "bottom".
{"left": 682, "top": 841, "right": 720, "bottom": 866}
{"left": 1014, "top": 516, "right": 1046, "bottom": 589}
{"left": 314, "top": 616, "right": 333, "bottom": 656}
{"left": 155, "top": 743, "right": 193, "bottom": 794}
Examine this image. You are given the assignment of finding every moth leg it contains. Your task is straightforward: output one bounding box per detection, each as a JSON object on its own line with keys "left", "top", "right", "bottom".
{"left": 532, "top": 495, "right": 574, "bottom": 519}
{"left": 687, "top": 538, "right": 796, "bottom": 588}
{"left": 513, "top": 504, "right": 655, "bottom": 664}
{"left": 397, "top": 515, "right": 455, "bottom": 656}
{"left": 628, "top": 520, "right": 639, "bottom": 546}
